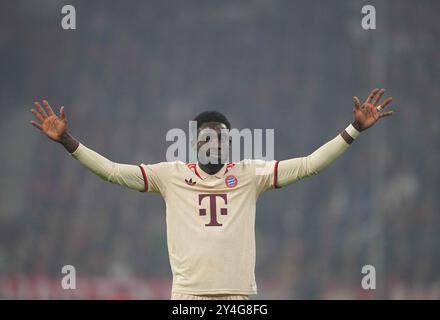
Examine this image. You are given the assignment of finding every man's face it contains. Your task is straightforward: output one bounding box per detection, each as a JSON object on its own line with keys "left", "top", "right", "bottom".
{"left": 196, "top": 122, "right": 229, "bottom": 165}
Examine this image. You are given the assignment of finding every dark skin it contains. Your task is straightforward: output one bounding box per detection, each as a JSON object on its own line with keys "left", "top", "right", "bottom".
{"left": 30, "top": 101, "right": 79, "bottom": 153}
{"left": 196, "top": 122, "right": 230, "bottom": 175}
{"left": 30, "top": 88, "right": 394, "bottom": 175}
{"left": 342, "top": 88, "right": 394, "bottom": 144}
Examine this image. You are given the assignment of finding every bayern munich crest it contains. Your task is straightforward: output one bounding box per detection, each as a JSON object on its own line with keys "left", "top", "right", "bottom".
{"left": 225, "top": 175, "right": 238, "bottom": 188}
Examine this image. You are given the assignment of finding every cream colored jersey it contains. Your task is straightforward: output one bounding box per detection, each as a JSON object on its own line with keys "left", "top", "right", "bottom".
{"left": 139, "top": 159, "right": 278, "bottom": 295}
{"left": 70, "top": 123, "right": 358, "bottom": 296}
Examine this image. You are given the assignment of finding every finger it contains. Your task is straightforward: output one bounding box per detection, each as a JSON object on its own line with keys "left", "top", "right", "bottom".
{"left": 371, "top": 105, "right": 380, "bottom": 119}
{"left": 353, "top": 96, "right": 361, "bottom": 110}
{"left": 379, "top": 110, "right": 394, "bottom": 118}
{"left": 60, "top": 106, "right": 65, "bottom": 120}
{"left": 42, "top": 99, "right": 55, "bottom": 116}
{"left": 35, "top": 101, "right": 48, "bottom": 119}
{"left": 31, "top": 108, "right": 44, "bottom": 123}
{"left": 31, "top": 120, "right": 42, "bottom": 130}
{"left": 372, "top": 88, "right": 385, "bottom": 105}
{"left": 366, "top": 88, "right": 379, "bottom": 104}
{"left": 379, "top": 97, "right": 393, "bottom": 110}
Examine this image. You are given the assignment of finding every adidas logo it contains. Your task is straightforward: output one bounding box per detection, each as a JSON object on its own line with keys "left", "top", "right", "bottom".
{"left": 185, "top": 178, "right": 196, "bottom": 186}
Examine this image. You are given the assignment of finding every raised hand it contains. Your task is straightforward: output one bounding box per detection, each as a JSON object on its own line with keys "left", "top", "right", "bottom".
{"left": 352, "top": 88, "right": 394, "bottom": 131}
{"left": 31, "top": 100, "right": 67, "bottom": 142}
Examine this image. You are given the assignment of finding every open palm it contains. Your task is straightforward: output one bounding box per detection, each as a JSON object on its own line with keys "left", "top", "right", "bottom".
{"left": 353, "top": 88, "right": 394, "bottom": 131}
{"left": 31, "top": 100, "right": 67, "bottom": 142}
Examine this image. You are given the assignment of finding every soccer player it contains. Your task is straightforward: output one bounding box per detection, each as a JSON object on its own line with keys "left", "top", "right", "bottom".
{"left": 30, "top": 88, "right": 394, "bottom": 300}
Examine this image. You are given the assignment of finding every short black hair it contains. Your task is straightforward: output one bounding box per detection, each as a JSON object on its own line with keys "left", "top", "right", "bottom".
{"left": 193, "top": 111, "right": 231, "bottom": 130}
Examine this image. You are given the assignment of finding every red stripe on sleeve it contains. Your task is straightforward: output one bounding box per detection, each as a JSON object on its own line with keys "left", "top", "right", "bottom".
{"left": 138, "top": 165, "right": 149, "bottom": 192}
{"left": 273, "top": 160, "right": 280, "bottom": 190}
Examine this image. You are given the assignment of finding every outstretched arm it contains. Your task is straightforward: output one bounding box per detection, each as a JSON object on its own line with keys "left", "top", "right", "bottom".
{"left": 277, "top": 88, "right": 394, "bottom": 187}
{"left": 30, "top": 100, "right": 145, "bottom": 191}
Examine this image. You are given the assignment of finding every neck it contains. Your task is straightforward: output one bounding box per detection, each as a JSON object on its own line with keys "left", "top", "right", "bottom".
{"left": 199, "top": 162, "right": 225, "bottom": 175}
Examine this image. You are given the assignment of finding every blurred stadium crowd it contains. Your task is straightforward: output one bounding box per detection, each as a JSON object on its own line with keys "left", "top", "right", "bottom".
{"left": 0, "top": 0, "right": 439, "bottom": 299}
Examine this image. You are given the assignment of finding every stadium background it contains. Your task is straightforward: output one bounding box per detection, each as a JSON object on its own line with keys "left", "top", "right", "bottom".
{"left": 0, "top": 0, "right": 439, "bottom": 299}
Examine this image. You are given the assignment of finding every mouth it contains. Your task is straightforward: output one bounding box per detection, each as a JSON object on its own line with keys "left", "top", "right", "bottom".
{"left": 207, "top": 148, "right": 222, "bottom": 158}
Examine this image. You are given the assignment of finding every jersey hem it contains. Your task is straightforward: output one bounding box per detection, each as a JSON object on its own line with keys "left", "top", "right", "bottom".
{"left": 171, "top": 288, "right": 257, "bottom": 295}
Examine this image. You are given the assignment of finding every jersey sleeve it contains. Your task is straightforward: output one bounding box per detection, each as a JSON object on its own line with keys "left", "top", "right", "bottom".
{"left": 139, "top": 162, "right": 173, "bottom": 195}
{"left": 246, "top": 159, "right": 279, "bottom": 195}
{"left": 277, "top": 133, "right": 350, "bottom": 187}
{"left": 71, "top": 143, "right": 145, "bottom": 191}
{"left": 70, "top": 143, "right": 175, "bottom": 195}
